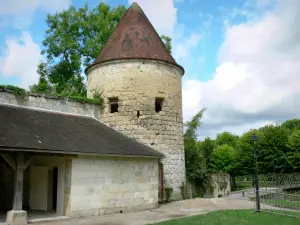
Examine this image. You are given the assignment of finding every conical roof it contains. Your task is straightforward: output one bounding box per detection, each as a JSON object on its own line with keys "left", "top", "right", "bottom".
{"left": 86, "top": 2, "right": 184, "bottom": 73}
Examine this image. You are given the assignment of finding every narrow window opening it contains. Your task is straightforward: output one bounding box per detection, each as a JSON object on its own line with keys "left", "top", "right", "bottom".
{"left": 137, "top": 110, "right": 140, "bottom": 118}
{"left": 155, "top": 98, "right": 164, "bottom": 113}
{"left": 109, "top": 97, "right": 119, "bottom": 113}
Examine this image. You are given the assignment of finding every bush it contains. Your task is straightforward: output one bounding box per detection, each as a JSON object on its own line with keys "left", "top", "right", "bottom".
{"left": 180, "top": 182, "right": 188, "bottom": 199}
{"left": 165, "top": 186, "right": 173, "bottom": 202}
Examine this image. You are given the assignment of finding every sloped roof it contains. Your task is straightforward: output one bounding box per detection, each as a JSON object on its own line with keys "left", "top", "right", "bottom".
{"left": 0, "top": 104, "right": 163, "bottom": 158}
{"left": 86, "top": 2, "right": 184, "bottom": 73}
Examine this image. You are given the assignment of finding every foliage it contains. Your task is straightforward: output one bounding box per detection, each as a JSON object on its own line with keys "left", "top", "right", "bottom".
{"left": 197, "top": 137, "right": 215, "bottom": 172}
{"left": 286, "top": 129, "right": 300, "bottom": 168}
{"left": 215, "top": 132, "right": 239, "bottom": 147}
{"left": 161, "top": 35, "right": 172, "bottom": 53}
{"left": 211, "top": 144, "right": 236, "bottom": 174}
{"left": 38, "top": 3, "right": 126, "bottom": 95}
{"left": 29, "top": 61, "right": 54, "bottom": 94}
{"left": 150, "top": 210, "right": 300, "bottom": 225}
{"left": 256, "top": 125, "right": 291, "bottom": 173}
{"left": 164, "top": 186, "right": 173, "bottom": 202}
{"left": 0, "top": 84, "right": 103, "bottom": 105}
{"left": 0, "top": 85, "right": 26, "bottom": 98}
{"left": 281, "top": 119, "right": 300, "bottom": 131}
{"left": 184, "top": 109, "right": 208, "bottom": 182}
{"left": 180, "top": 182, "right": 188, "bottom": 200}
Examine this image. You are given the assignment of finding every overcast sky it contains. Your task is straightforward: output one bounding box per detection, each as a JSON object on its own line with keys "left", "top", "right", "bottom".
{"left": 0, "top": 0, "right": 299, "bottom": 140}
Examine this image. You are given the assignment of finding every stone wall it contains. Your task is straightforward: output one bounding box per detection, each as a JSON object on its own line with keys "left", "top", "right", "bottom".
{"left": 209, "top": 173, "right": 231, "bottom": 198}
{"left": 86, "top": 59, "right": 186, "bottom": 199}
{"left": 69, "top": 155, "right": 159, "bottom": 218}
{"left": 0, "top": 91, "right": 100, "bottom": 120}
{"left": 189, "top": 173, "right": 231, "bottom": 198}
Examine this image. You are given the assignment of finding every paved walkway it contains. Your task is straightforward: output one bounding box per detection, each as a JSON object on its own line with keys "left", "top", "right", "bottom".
{"left": 32, "top": 198, "right": 253, "bottom": 225}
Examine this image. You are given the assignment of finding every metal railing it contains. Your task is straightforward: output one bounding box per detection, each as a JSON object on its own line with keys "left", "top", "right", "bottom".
{"left": 252, "top": 173, "right": 300, "bottom": 218}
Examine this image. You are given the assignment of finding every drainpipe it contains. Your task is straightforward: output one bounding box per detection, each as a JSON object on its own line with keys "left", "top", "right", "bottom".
{"left": 161, "top": 163, "right": 164, "bottom": 202}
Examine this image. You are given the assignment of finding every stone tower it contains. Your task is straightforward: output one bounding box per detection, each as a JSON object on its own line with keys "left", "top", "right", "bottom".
{"left": 86, "top": 2, "right": 185, "bottom": 199}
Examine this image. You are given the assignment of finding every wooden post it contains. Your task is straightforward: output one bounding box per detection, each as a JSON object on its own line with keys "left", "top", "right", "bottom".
{"left": 12, "top": 152, "right": 25, "bottom": 211}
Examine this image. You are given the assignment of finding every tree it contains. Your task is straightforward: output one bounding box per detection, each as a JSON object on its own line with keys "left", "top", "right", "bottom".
{"left": 256, "top": 125, "right": 291, "bottom": 173}
{"left": 215, "top": 132, "right": 239, "bottom": 147}
{"left": 211, "top": 144, "right": 236, "bottom": 174}
{"left": 34, "top": 2, "right": 173, "bottom": 96}
{"left": 184, "top": 109, "right": 207, "bottom": 182}
{"left": 161, "top": 35, "right": 172, "bottom": 53}
{"left": 30, "top": 61, "right": 53, "bottom": 93}
{"left": 286, "top": 129, "right": 300, "bottom": 169}
{"left": 197, "top": 137, "right": 215, "bottom": 172}
{"left": 281, "top": 119, "right": 300, "bottom": 131}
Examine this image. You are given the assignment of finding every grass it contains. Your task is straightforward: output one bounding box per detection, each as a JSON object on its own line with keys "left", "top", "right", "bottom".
{"left": 149, "top": 210, "right": 299, "bottom": 225}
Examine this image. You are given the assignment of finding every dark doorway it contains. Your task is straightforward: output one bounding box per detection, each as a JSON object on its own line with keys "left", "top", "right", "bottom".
{"left": 52, "top": 167, "right": 58, "bottom": 211}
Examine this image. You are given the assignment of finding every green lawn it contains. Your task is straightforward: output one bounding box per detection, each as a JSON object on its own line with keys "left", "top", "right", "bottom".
{"left": 149, "top": 210, "right": 299, "bottom": 225}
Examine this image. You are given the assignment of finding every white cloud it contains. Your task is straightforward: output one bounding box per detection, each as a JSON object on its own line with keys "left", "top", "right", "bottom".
{"left": 0, "top": 32, "right": 42, "bottom": 88}
{"left": 173, "top": 33, "right": 201, "bottom": 60}
{"left": 0, "top": 0, "right": 71, "bottom": 28}
{"left": 128, "top": 0, "right": 177, "bottom": 36}
{"left": 183, "top": 0, "right": 300, "bottom": 139}
{"left": 0, "top": 0, "right": 71, "bottom": 15}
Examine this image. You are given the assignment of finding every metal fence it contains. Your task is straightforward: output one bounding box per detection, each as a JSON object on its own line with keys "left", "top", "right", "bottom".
{"left": 252, "top": 173, "right": 300, "bottom": 218}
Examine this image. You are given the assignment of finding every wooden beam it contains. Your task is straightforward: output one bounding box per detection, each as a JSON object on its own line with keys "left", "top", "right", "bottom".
{"left": 12, "top": 152, "right": 25, "bottom": 210}
{"left": 0, "top": 153, "right": 16, "bottom": 170}
{"left": 24, "top": 155, "right": 33, "bottom": 170}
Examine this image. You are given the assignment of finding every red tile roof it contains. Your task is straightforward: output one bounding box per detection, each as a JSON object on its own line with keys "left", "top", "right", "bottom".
{"left": 86, "top": 2, "right": 184, "bottom": 73}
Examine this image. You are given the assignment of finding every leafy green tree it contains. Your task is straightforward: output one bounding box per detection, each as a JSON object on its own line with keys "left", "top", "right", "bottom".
{"left": 286, "top": 129, "right": 300, "bottom": 169}
{"left": 38, "top": 3, "right": 127, "bottom": 95}
{"left": 281, "top": 119, "right": 300, "bottom": 133}
{"left": 211, "top": 144, "right": 236, "bottom": 174}
{"left": 234, "top": 130, "right": 258, "bottom": 176}
{"left": 184, "top": 109, "right": 207, "bottom": 182}
{"left": 215, "top": 132, "right": 239, "bottom": 147}
{"left": 161, "top": 35, "right": 172, "bottom": 53}
{"left": 30, "top": 61, "right": 53, "bottom": 93}
{"left": 197, "top": 137, "right": 215, "bottom": 172}
{"left": 256, "top": 125, "right": 291, "bottom": 173}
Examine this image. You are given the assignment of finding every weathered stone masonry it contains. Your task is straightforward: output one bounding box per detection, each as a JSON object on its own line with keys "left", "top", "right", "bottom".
{"left": 87, "top": 59, "right": 186, "bottom": 199}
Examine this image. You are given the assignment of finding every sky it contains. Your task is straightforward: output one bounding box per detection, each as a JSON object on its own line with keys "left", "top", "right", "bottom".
{"left": 0, "top": 0, "right": 299, "bottom": 140}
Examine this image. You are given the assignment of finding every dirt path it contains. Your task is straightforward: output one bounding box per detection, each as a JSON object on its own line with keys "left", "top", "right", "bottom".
{"left": 32, "top": 198, "right": 254, "bottom": 225}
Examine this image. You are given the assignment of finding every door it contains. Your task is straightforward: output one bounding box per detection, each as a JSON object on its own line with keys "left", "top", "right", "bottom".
{"left": 29, "top": 166, "right": 48, "bottom": 211}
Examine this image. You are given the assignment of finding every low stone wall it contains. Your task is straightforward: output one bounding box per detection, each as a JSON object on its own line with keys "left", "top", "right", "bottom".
{"left": 209, "top": 173, "right": 231, "bottom": 198}
{"left": 0, "top": 91, "right": 100, "bottom": 120}
{"left": 188, "top": 173, "right": 231, "bottom": 198}
{"left": 70, "top": 155, "right": 159, "bottom": 218}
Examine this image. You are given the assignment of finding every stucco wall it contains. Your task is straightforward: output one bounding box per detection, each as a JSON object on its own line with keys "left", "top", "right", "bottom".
{"left": 86, "top": 59, "right": 186, "bottom": 199}
{"left": 0, "top": 91, "right": 100, "bottom": 120}
{"left": 70, "top": 155, "right": 159, "bottom": 218}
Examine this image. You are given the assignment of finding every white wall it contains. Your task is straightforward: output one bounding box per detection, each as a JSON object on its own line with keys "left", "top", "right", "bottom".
{"left": 70, "top": 155, "right": 159, "bottom": 218}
